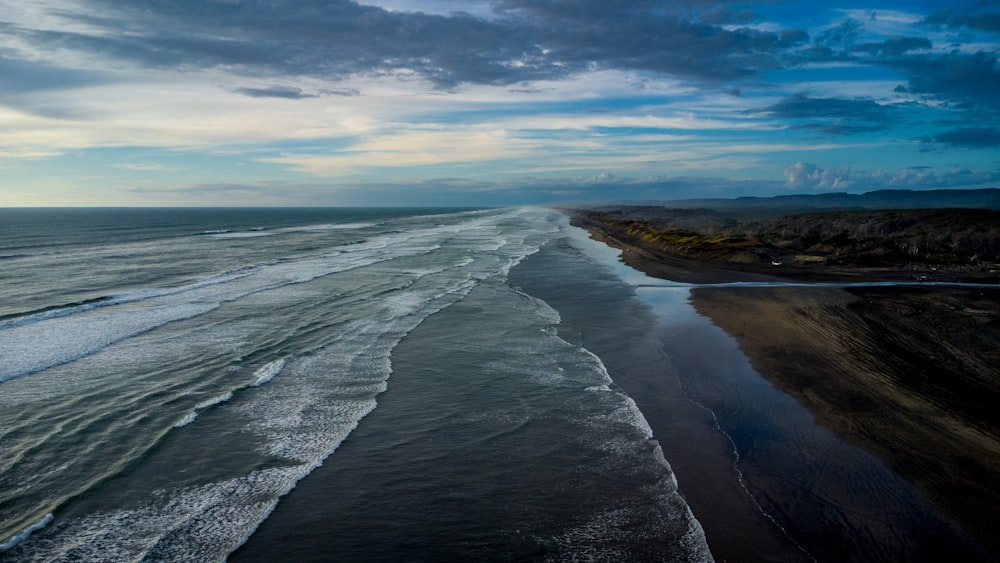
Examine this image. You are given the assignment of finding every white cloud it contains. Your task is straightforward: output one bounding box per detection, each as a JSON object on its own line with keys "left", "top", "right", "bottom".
{"left": 784, "top": 161, "right": 1000, "bottom": 191}
{"left": 784, "top": 161, "right": 853, "bottom": 190}
{"left": 261, "top": 127, "right": 543, "bottom": 175}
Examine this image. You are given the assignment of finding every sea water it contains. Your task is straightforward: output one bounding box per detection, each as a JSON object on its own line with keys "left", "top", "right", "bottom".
{"left": 0, "top": 208, "right": 711, "bottom": 561}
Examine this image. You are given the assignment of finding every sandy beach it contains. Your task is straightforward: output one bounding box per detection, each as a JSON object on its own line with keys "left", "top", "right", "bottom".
{"left": 573, "top": 211, "right": 1000, "bottom": 559}
{"left": 690, "top": 285, "right": 1000, "bottom": 554}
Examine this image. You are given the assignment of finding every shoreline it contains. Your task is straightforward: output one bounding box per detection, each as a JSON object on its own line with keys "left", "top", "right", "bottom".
{"left": 572, "top": 212, "right": 1000, "bottom": 557}
{"left": 689, "top": 284, "right": 1000, "bottom": 554}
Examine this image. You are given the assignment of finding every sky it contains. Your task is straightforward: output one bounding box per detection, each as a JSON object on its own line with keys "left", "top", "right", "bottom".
{"left": 1, "top": 0, "right": 999, "bottom": 206}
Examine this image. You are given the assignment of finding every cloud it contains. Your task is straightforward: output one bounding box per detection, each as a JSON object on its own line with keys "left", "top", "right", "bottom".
{"left": 759, "top": 94, "right": 891, "bottom": 120}
{"left": 894, "top": 51, "right": 1000, "bottom": 112}
{"left": 8, "top": 0, "right": 808, "bottom": 89}
{"left": 925, "top": 127, "right": 1000, "bottom": 148}
{"left": 755, "top": 94, "right": 896, "bottom": 135}
{"left": 785, "top": 161, "right": 1000, "bottom": 191}
{"left": 851, "top": 36, "right": 931, "bottom": 57}
{"left": 123, "top": 174, "right": 791, "bottom": 207}
{"left": 0, "top": 56, "right": 110, "bottom": 96}
{"left": 789, "top": 11, "right": 999, "bottom": 114}
{"left": 815, "top": 19, "right": 864, "bottom": 47}
{"left": 261, "top": 127, "right": 541, "bottom": 175}
{"left": 0, "top": 54, "right": 115, "bottom": 118}
{"left": 233, "top": 86, "right": 318, "bottom": 99}
{"left": 783, "top": 161, "right": 853, "bottom": 190}
{"left": 924, "top": 6, "right": 1000, "bottom": 34}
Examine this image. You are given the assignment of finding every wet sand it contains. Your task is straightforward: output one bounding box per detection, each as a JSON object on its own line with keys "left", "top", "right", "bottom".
{"left": 507, "top": 241, "right": 815, "bottom": 562}
{"left": 575, "top": 213, "right": 1000, "bottom": 559}
{"left": 690, "top": 285, "right": 1000, "bottom": 555}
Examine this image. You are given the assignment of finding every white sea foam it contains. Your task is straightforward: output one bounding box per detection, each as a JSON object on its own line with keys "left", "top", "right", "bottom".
{"left": 173, "top": 412, "right": 198, "bottom": 428}
{"left": 0, "top": 302, "right": 220, "bottom": 383}
{"left": 0, "top": 513, "right": 53, "bottom": 553}
{"left": 280, "top": 222, "right": 376, "bottom": 232}
{"left": 207, "top": 231, "right": 275, "bottom": 239}
{"left": 251, "top": 359, "right": 286, "bottom": 387}
{"left": 195, "top": 391, "right": 233, "bottom": 410}
{"left": 2, "top": 207, "right": 577, "bottom": 560}
{"left": 0, "top": 301, "right": 106, "bottom": 331}
{"left": 0, "top": 215, "right": 525, "bottom": 385}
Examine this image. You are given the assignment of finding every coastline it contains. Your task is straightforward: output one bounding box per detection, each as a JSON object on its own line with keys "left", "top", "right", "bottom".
{"left": 571, "top": 212, "right": 1000, "bottom": 557}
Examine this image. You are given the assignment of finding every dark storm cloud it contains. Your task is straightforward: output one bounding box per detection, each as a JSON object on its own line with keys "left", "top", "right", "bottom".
{"left": 753, "top": 94, "right": 896, "bottom": 135}
{"left": 788, "top": 15, "right": 999, "bottom": 114}
{"left": 15, "top": 1, "right": 541, "bottom": 87}
{"left": 10, "top": 0, "right": 807, "bottom": 88}
{"left": 894, "top": 50, "right": 1000, "bottom": 112}
{"left": 759, "top": 94, "right": 891, "bottom": 121}
{"left": 851, "top": 36, "right": 932, "bottom": 57}
{"left": 925, "top": 127, "right": 1000, "bottom": 148}
{"left": 495, "top": 0, "right": 808, "bottom": 81}
{"left": 924, "top": 6, "right": 1000, "bottom": 34}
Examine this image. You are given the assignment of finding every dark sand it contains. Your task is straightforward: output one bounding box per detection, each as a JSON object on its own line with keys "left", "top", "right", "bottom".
{"left": 690, "top": 285, "right": 1000, "bottom": 555}
{"left": 574, "top": 213, "right": 1000, "bottom": 560}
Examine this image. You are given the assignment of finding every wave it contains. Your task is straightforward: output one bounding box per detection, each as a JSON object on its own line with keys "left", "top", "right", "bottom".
{"left": 250, "top": 359, "right": 286, "bottom": 387}
{"left": 486, "top": 261, "right": 716, "bottom": 559}
{"left": 0, "top": 221, "right": 448, "bottom": 383}
{"left": 1, "top": 208, "right": 576, "bottom": 559}
{"left": 279, "top": 222, "right": 377, "bottom": 232}
{"left": 207, "top": 232, "right": 276, "bottom": 239}
{"left": 0, "top": 296, "right": 114, "bottom": 327}
{"left": 0, "top": 513, "right": 53, "bottom": 553}
{"left": 195, "top": 391, "right": 233, "bottom": 410}
{"left": 0, "top": 302, "right": 221, "bottom": 384}
{"left": 173, "top": 390, "right": 239, "bottom": 429}
{"left": 0, "top": 210, "right": 540, "bottom": 385}
{"left": 173, "top": 412, "right": 198, "bottom": 428}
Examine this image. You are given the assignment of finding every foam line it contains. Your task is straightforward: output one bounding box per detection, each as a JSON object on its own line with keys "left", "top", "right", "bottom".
{"left": 195, "top": 392, "right": 233, "bottom": 410}
{"left": 173, "top": 412, "right": 198, "bottom": 428}
{"left": 0, "top": 513, "right": 53, "bottom": 553}
{"left": 207, "top": 232, "right": 275, "bottom": 239}
{"left": 251, "top": 359, "right": 286, "bottom": 387}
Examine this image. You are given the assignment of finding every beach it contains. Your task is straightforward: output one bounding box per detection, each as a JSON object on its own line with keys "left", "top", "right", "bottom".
{"left": 573, "top": 211, "right": 1000, "bottom": 560}
{"left": 690, "top": 285, "right": 1000, "bottom": 555}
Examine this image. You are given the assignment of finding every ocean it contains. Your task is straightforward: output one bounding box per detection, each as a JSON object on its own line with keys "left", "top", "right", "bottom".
{"left": 0, "top": 208, "right": 712, "bottom": 561}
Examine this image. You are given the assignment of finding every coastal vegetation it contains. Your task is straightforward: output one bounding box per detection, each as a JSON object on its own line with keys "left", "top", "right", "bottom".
{"left": 580, "top": 207, "right": 1000, "bottom": 272}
